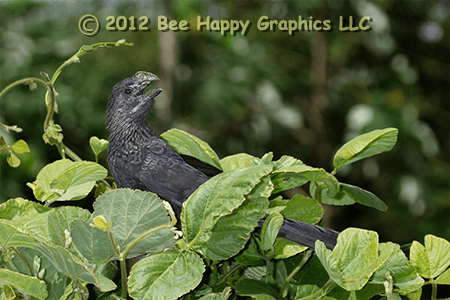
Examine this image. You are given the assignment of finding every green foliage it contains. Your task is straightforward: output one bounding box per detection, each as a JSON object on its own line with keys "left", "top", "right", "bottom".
{"left": 0, "top": 43, "right": 449, "bottom": 300}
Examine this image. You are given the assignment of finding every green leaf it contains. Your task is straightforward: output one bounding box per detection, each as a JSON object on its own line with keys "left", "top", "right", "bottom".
{"left": 310, "top": 183, "right": 388, "bottom": 211}
{"left": 35, "top": 243, "right": 116, "bottom": 292}
{"left": 410, "top": 234, "right": 450, "bottom": 279}
{"left": 247, "top": 175, "right": 274, "bottom": 200}
{"left": 89, "top": 136, "right": 109, "bottom": 156}
{"left": 27, "top": 159, "right": 107, "bottom": 202}
{"left": 333, "top": 128, "right": 398, "bottom": 171}
{"left": 92, "top": 189, "right": 175, "bottom": 258}
{"left": 0, "top": 135, "right": 6, "bottom": 149}
{"left": 279, "top": 194, "right": 323, "bottom": 224}
{"left": 235, "top": 279, "right": 282, "bottom": 300}
{"left": 182, "top": 164, "right": 272, "bottom": 246}
{"left": 161, "top": 128, "right": 222, "bottom": 170}
{"left": 11, "top": 139, "right": 30, "bottom": 154}
{"left": 270, "top": 156, "right": 308, "bottom": 194}
{"left": 436, "top": 267, "right": 450, "bottom": 284}
{"left": 315, "top": 228, "right": 397, "bottom": 291}
{"left": 0, "top": 269, "right": 47, "bottom": 300}
{"left": 47, "top": 206, "right": 91, "bottom": 248}
{"left": 7, "top": 153, "right": 20, "bottom": 167}
{"left": 70, "top": 218, "right": 116, "bottom": 264}
{"left": 273, "top": 239, "right": 307, "bottom": 259}
{"left": 9, "top": 247, "right": 70, "bottom": 300}
{"left": 288, "top": 255, "right": 336, "bottom": 299}
{"left": 0, "top": 198, "right": 51, "bottom": 226}
{"left": 199, "top": 287, "right": 232, "bottom": 300}
{"left": 405, "top": 288, "right": 422, "bottom": 300}
{"left": 194, "top": 197, "right": 268, "bottom": 261}
{"left": 128, "top": 249, "right": 205, "bottom": 300}
{"left": 261, "top": 212, "right": 283, "bottom": 251}
{"left": 370, "top": 243, "right": 424, "bottom": 295}
{"left": 220, "top": 153, "right": 259, "bottom": 171}
{"left": 272, "top": 161, "right": 339, "bottom": 198}
{"left": 3, "top": 284, "right": 16, "bottom": 300}
{"left": 235, "top": 236, "right": 266, "bottom": 266}
{"left": 0, "top": 221, "right": 40, "bottom": 248}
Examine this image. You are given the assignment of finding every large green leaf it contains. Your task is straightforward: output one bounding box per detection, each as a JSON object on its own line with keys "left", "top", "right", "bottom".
{"left": 161, "top": 128, "right": 222, "bottom": 170}
{"left": 333, "top": 128, "right": 398, "bottom": 171}
{"left": 315, "top": 228, "right": 397, "bottom": 291}
{"left": 70, "top": 218, "right": 116, "bottom": 264}
{"left": 0, "top": 269, "right": 47, "bottom": 300}
{"left": 270, "top": 156, "right": 309, "bottom": 194}
{"left": 410, "top": 234, "right": 450, "bottom": 279}
{"left": 279, "top": 194, "right": 323, "bottom": 224}
{"left": 91, "top": 189, "right": 175, "bottom": 258}
{"left": 182, "top": 164, "right": 272, "bottom": 245}
{"left": 47, "top": 206, "right": 91, "bottom": 248}
{"left": 0, "top": 221, "right": 40, "bottom": 248}
{"left": 273, "top": 239, "right": 307, "bottom": 260}
{"left": 0, "top": 198, "right": 53, "bottom": 243}
{"left": 35, "top": 243, "right": 116, "bottom": 292}
{"left": 310, "top": 182, "right": 388, "bottom": 211}
{"left": 0, "top": 198, "right": 51, "bottom": 226}
{"left": 27, "top": 159, "right": 107, "bottom": 202}
{"left": 193, "top": 197, "right": 268, "bottom": 261}
{"left": 128, "top": 249, "right": 205, "bottom": 300}
{"left": 370, "top": 244, "right": 424, "bottom": 295}
{"left": 271, "top": 159, "right": 339, "bottom": 198}
{"left": 220, "top": 153, "right": 260, "bottom": 171}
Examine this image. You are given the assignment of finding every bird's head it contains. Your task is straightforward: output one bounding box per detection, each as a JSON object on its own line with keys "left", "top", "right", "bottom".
{"left": 106, "top": 71, "right": 162, "bottom": 130}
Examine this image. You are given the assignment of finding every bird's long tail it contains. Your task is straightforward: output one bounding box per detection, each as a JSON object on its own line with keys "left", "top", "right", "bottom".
{"left": 258, "top": 217, "right": 339, "bottom": 250}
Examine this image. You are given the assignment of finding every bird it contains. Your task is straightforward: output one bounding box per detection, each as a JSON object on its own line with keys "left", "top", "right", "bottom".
{"left": 106, "top": 71, "right": 338, "bottom": 250}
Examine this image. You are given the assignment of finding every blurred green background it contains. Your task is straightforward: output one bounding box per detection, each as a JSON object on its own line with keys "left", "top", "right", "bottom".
{"left": 0, "top": 0, "right": 449, "bottom": 247}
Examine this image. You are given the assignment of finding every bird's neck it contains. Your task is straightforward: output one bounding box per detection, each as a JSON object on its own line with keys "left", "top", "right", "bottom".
{"left": 108, "top": 119, "right": 158, "bottom": 145}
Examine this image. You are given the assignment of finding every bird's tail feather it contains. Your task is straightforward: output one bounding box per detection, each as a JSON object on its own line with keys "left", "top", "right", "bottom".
{"left": 258, "top": 218, "right": 339, "bottom": 250}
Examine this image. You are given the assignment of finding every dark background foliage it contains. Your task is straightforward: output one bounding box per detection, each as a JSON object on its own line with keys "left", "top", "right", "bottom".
{"left": 0, "top": 0, "right": 449, "bottom": 247}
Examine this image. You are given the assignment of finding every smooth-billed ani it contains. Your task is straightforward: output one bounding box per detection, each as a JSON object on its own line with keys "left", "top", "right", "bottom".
{"left": 106, "top": 71, "right": 338, "bottom": 249}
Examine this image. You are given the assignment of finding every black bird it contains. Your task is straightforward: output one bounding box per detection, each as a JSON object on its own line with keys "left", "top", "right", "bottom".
{"left": 106, "top": 71, "right": 338, "bottom": 250}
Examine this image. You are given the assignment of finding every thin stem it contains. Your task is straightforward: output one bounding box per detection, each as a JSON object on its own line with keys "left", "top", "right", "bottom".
{"left": 186, "top": 229, "right": 203, "bottom": 251}
{"left": 120, "top": 259, "right": 128, "bottom": 298}
{"left": 56, "top": 142, "right": 65, "bottom": 159}
{"left": 431, "top": 281, "right": 437, "bottom": 300}
{"left": 122, "top": 223, "right": 174, "bottom": 260}
{"left": 303, "top": 279, "right": 336, "bottom": 300}
{"left": 280, "top": 249, "right": 312, "bottom": 298}
{"left": 265, "top": 259, "right": 271, "bottom": 283}
{"left": 0, "top": 77, "right": 49, "bottom": 100}
{"left": 215, "top": 263, "right": 243, "bottom": 286}
{"left": 122, "top": 204, "right": 177, "bottom": 259}
{"left": 108, "top": 230, "right": 128, "bottom": 298}
{"left": 63, "top": 144, "right": 82, "bottom": 162}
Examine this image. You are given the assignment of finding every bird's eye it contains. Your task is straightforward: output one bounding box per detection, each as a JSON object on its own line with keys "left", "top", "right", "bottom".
{"left": 124, "top": 89, "right": 132, "bottom": 94}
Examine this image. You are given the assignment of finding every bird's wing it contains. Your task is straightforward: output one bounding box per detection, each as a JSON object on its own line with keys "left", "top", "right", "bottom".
{"left": 180, "top": 154, "right": 222, "bottom": 177}
{"left": 137, "top": 137, "right": 210, "bottom": 213}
